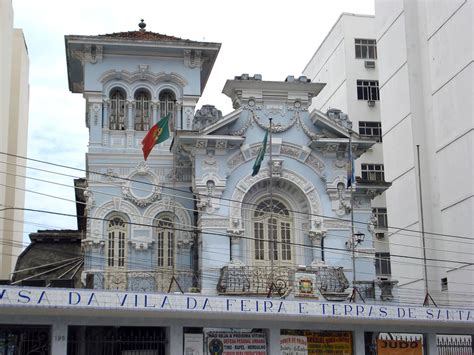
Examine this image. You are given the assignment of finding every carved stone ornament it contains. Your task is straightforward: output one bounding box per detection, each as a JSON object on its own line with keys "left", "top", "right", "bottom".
{"left": 99, "top": 67, "right": 188, "bottom": 87}
{"left": 192, "top": 105, "right": 223, "bottom": 131}
{"left": 270, "top": 159, "right": 283, "bottom": 176}
{"left": 309, "top": 229, "right": 327, "bottom": 244}
{"left": 122, "top": 162, "right": 161, "bottom": 207}
{"left": 184, "top": 49, "right": 202, "bottom": 68}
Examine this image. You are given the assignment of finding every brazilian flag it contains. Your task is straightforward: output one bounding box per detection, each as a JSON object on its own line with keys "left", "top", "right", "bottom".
{"left": 252, "top": 131, "right": 269, "bottom": 176}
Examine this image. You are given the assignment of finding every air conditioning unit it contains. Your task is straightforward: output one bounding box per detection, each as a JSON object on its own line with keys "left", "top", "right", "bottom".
{"left": 377, "top": 275, "right": 391, "bottom": 282}
{"left": 367, "top": 100, "right": 376, "bottom": 107}
{"left": 365, "top": 60, "right": 376, "bottom": 68}
{"left": 375, "top": 232, "right": 385, "bottom": 239}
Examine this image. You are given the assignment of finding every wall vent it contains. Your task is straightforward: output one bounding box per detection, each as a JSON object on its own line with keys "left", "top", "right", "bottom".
{"left": 365, "top": 60, "right": 376, "bottom": 68}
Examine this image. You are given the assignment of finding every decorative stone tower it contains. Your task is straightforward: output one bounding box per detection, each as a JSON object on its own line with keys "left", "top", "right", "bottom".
{"left": 65, "top": 21, "right": 220, "bottom": 291}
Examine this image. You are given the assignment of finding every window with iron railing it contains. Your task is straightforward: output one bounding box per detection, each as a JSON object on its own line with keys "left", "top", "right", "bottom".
{"left": 355, "top": 38, "right": 377, "bottom": 59}
{"left": 359, "top": 121, "right": 382, "bottom": 142}
{"left": 361, "top": 164, "right": 385, "bottom": 182}
{"left": 372, "top": 207, "right": 388, "bottom": 229}
{"left": 357, "top": 80, "right": 380, "bottom": 101}
{"left": 159, "top": 90, "right": 176, "bottom": 122}
{"left": 134, "top": 90, "right": 151, "bottom": 131}
{"left": 109, "top": 89, "right": 126, "bottom": 130}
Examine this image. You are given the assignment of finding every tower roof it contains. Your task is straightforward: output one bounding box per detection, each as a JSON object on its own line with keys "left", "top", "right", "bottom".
{"left": 96, "top": 30, "right": 193, "bottom": 43}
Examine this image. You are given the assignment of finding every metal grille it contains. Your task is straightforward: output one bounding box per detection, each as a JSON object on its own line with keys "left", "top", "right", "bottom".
{"left": 67, "top": 326, "right": 166, "bottom": 355}
{"left": 217, "top": 265, "right": 350, "bottom": 297}
{"left": 437, "top": 336, "right": 473, "bottom": 355}
{"left": 0, "top": 325, "right": 50, "bottom": 355}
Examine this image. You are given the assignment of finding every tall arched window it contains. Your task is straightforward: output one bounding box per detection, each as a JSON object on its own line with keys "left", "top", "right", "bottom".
{"left": 156, "top": 217, "right": 174, "bottom": 267}
{"left": 109, "top": 88, "right": 126, "bottom": 130}
{"left": 107, "top": 216, "right": 127, "bottom": 268}
{"left": 159, "top": 90, "right": 176, "bottom": 121}
{"left": 134, "top": 90, "right": 151, "bottom": 131}
{"left": 253, "top": 199, "right": 293, "bottom": 265}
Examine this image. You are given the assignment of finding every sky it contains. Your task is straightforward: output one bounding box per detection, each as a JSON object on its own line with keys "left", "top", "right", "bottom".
{"left": 11, "top": 0, "right": 375, "bottom": 243}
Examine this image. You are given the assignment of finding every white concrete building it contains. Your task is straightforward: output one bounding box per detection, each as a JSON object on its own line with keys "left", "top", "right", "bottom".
{"left": 302, "top": 13, "right": 391, "bottom": 283}
{"left": 0, "top": 0, "right": 30, "bottom": 279}
{"left": 374, "top": 0, "right": 473, "bottom": 307}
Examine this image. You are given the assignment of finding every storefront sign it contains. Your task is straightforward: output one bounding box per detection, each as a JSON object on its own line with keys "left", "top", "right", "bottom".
{"left": 377, "top": 339, "right": 422, "bottom": 355}
{"left": 185, "top": 333, "right": 204, "bottom": 355}
{"left": 281, "top": 335, "right": 308, "bottom": 355}
{"left": 305, "top": 331, "right": 352, "bottom": 355}
{"left": 0, "top": 286, "right": 472, "bottom": 324}
{"left": 206, "top": 331, "right": 266, "bottom": 355}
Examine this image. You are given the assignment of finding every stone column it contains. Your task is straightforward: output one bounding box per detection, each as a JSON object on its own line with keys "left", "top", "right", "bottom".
{"left": 166, "top": 325, "right": 183, "bottom": 355}
{"left": 127, "top": 100, "right": 134, "bottom": 130}
{"left": 265, "top": 326, "right": 281, "bottom": 354}
{"left": 228, "top": 229, "right": 243, "bottom": 263}
{"left": 103, "top": 99, "right": 109, "bottom": 128}
{"left": 353, "top": 329, "right": 365, "bottom": 355}
{"left": 176, "top": 101, "right": 183, "bottom": 130}
{"left": 424, "top": 332, "right": 438, "bottom": 355}
{"left": 152, "top": 101, "right": 158, "bottom": 125}
{"left": 309, "top": 229, "right": 326, "bottom": 265}
{"left": 51, "top": 322, "right": 68, "bottom": 355}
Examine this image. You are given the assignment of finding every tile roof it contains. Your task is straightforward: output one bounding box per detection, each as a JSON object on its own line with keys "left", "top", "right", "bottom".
{"left": 97, "top": 30, "right": 194, "bottom": 42}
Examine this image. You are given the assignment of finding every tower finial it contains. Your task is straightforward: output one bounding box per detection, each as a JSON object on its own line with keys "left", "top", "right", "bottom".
{"left": 138, "top": 19, "right": 146, "bottom": 32}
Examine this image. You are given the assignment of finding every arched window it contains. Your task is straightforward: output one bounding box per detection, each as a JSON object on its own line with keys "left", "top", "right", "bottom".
{"left": 159, "top": 90, "right": 176, "bottom": 120}
{"left": 253, "top": 199, "right": 293, "bottom": 264}
{"left": 107, "top": 216, "right": 127, "bottom": 268}
{"left": 134, "top": 89, "right": 151, "bottom": 131}
{"left": 156, "top": 217, "right": 174, "bottom": 267}
{"left": 109, "top": 88, "right": 126, "bottom": 130}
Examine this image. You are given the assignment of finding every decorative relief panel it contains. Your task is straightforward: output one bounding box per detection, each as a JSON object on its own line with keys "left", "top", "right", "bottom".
{"left": 122, "top": 161, "right": 161, "bottom": 207}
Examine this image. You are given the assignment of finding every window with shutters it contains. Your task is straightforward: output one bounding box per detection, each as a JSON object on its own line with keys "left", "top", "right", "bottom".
{"left": 107, "top": 217, "right": 127, "bottom": 268}
{"left": 156, "top": 217, "right": 174, "bottom": 268}
{"left": 109, "top": 88, "right": 126, "bottom": 130}
{"left": 134, "top": 89, "right": 151, "bottom": 131}
{"left": 159, "top": 90, "right": 176, "bottom": 122}
{"left": 253, "top": 199, "right": 293, "bottom": 265}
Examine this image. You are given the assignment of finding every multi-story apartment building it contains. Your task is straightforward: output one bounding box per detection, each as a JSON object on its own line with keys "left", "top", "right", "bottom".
{"left": 302, "top": 13, "right": 392, "bottom": 283}
{"left": 374, "top": 0, "right": 473, "bottom": 307}
{"left": 0, "top": 0, "right": 30, "bottom": 279}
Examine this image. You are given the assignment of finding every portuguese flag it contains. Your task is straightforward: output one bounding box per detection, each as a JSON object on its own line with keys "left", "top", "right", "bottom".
{"left": 251, "top": 131, "right": 268, "bottom": 176}
{"left": 141, "top": 113, "right": 171, "bottom": 161}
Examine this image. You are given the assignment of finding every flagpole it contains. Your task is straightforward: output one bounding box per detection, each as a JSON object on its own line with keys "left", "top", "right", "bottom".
{"left": 349, "top": 129, "right": 356, "bottom": 287}
{"left": 269, "top": 117, "right": 274, "bottom": 294}
{"left": 417, "top": 145, "right": 436, "bottom": 306}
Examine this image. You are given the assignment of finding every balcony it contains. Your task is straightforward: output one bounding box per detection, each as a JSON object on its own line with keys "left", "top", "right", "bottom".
{"left": 217, "top": 265, "right": 350, "bottom": 300}
{"left": 85, "top": 269, "right": 197, "bottom": 293}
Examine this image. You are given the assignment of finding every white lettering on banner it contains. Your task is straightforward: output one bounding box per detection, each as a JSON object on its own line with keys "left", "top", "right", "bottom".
{"left": 0, "top": 286, "right": 472, "bottom": 324}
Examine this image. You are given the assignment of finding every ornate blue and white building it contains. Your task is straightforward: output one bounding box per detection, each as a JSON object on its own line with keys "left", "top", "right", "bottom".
{"left": 64, "top": 22, "right": 386, "bottom": 301}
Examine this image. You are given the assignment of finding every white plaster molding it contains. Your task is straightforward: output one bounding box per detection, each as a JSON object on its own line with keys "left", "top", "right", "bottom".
{"left": 142, "top": 198, "right": 192, "bottom": 242}
{"left": 122, "top": 161, "right": 161, "bottom": 207}
{"left": 229, "top": 168, "right": 323, "bottom": 231}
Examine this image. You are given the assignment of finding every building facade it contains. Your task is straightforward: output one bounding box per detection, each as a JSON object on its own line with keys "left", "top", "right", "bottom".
{"left": 0, "top": 0, "right": 30, "bottom": 279}
{"left": 0, "top": 13, "right": 473, "bottom": 355}
{"left": 302, "top": 13, "right": 391, "bottom": 290}
{"left": 374, "top": 0, "right": 473, "bottom": 307}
